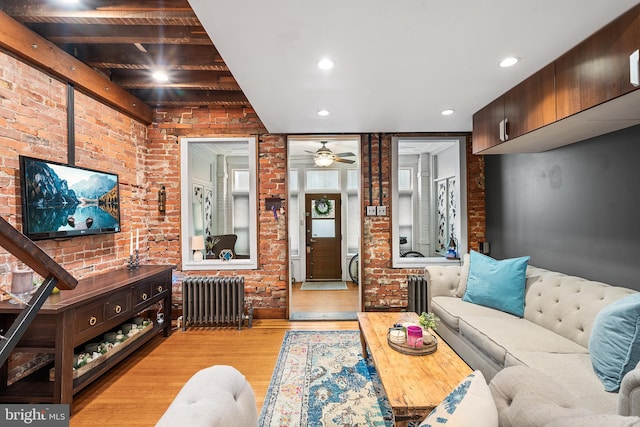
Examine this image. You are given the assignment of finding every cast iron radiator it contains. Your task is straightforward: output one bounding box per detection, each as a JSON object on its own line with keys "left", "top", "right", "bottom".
{"left": 407, "top": 275, "right": 428, "bottom": 314}
{"left": 182, "top": 276, "right": 253, "bottom": 330}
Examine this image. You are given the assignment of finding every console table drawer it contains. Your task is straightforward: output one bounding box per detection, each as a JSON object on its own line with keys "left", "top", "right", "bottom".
{"left": 152, "top": 282, "right": 168, "bottom": 297}
{"left": 105, "top": 293, "right": 131, "bottom": 321}
{"left": 74, "top": 301, "right": 105, "bottom": 335}
{"left": 133, "top": 283, "right": 152, "bottom": 307}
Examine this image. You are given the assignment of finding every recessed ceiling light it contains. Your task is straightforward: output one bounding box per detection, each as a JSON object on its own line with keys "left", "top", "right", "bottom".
{"left": 317, "top": 109, "right": 330, "bottom": 117}
{"left": 499, "top": 56, "right": 520, "bottom": 68}
{"left": 152, "top": 71, "right": 169, "bottom": 82}
{"left": 441, "top": 109, "right": 455, "bottom": 116}
{"left": 316, "top": 58, "right": 335, "bottom": 70}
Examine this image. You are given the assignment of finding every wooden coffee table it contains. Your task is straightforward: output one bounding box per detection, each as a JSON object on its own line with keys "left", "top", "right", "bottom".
{"left": 357, "top": 312, "right": 472, "bottom": 426}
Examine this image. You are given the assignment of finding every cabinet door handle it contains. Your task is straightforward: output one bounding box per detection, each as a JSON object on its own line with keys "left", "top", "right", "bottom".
{"left": 157, "top": 286, "right": 163, "bottom": 293}
{"left": 115, "top": 305, "right": 122, "bottom": 314}
{"left": 499, "top": 118, "right": 509, "bottom": 142}
{"left": 89, "top": 316, "right": 97, "bottom": 326}
{"left": 141, "top": 293, "right": 148, "bottom": 301}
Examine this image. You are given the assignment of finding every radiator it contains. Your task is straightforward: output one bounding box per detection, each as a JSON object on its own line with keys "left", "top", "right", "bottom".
{"left": 407, "top": 275, "right": 428, "bottom": 315}
{"left": 182, "top": 276, "right": 252, "bottom": 330}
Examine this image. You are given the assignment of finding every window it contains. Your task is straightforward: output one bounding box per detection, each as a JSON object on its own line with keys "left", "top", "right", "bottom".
{"left": 180, "top": 137, "right": 258, "bottom": 270}
{"left": 306, "top": 169, "right": 340, "bottom": 191}
{"left": 391, "top": 136, "right": 467, "bottom": 267}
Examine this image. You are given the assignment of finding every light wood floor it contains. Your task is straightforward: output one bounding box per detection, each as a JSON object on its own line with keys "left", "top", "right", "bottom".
{"left": 290, "top": 281, "right": 360, "bottom": 313}
{"left": 70, "top": 286, "right": 360, "bottom": 426}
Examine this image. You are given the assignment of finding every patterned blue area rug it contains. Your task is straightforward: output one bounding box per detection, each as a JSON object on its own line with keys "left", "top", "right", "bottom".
{"left": 259, "top": 330, "right": 394, "bottom": 427}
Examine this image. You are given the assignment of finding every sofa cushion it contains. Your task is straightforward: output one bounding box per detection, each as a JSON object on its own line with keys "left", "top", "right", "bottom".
{"left": 419, "top": 370, "right": 498, "bottom": 427}
{"left": 463, "top": 251, "right": 530, "bottom": 317}
{"left": 505, "top": 351, "right": 616, "bottom": 415}
{"left": 431, "top": 296, "right": 514, "bottom": 332}
{"left": 589, "top": 294, "right": 640, "bottom": 393}
{"left": 488, "top": 365, "right": 592, "bottom": 427}
{"left": 459, "top": 316, "right": 587, "bottom": 368}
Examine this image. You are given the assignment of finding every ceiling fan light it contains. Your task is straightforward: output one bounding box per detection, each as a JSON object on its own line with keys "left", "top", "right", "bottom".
{"left": 314, "top": 154, "right": 334, "bottom": 167}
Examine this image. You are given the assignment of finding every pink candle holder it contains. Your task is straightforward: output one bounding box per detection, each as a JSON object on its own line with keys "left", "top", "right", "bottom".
{"left": 406, "top": 325, "right": 424, "bottom": 348}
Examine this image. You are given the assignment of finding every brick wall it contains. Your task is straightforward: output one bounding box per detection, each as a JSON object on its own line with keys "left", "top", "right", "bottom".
{"left": 0, "top": 52, "right": 147, "bottom": 284}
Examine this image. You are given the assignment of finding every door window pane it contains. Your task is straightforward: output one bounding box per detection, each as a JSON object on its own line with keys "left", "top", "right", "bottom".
{"left": 312, "top": 219, "right": 335, "bottom": 238}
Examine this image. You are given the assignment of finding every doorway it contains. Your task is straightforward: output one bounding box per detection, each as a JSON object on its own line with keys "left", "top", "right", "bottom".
{"left": 305, "top": 194, "right": 341, "bottom": 281}
{"left": 287, "top": 135, "right": 361, "bottom": 320}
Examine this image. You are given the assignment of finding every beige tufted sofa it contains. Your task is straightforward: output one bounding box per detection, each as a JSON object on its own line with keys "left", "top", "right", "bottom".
{"left": 425, "top": 259, "right": 640, "bottom": 417}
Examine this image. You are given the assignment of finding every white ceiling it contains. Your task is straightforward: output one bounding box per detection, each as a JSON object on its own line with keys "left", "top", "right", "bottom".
{"left": 189, "top": 0, "right": 638, "bottom": 135}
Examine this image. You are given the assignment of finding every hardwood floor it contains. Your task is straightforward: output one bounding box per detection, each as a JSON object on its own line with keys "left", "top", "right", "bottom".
{"left": 290, "top": 280, "right": 360, "bottom": 316}
{"left": 70, "top": 288, "right": 360, "bottom": 426}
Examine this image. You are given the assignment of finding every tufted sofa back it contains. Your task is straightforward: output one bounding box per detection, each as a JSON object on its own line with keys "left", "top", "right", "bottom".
{"left": 523, "top": 266, "right": 637, "bottom": 348}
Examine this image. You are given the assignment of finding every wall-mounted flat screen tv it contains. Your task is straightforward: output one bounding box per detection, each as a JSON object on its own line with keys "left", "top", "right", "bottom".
{"left": 19, "top": 156, "right": 121, "bottom": 240}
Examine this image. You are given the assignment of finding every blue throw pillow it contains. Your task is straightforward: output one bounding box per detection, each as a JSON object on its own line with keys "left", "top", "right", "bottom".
{"left": 462, "top": 251, "right": 530, "bottom": 317}
{"left": 589, "top": 293, "right": 640, "bottom": 392}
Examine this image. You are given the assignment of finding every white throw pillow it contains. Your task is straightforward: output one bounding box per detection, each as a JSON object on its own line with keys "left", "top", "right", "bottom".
{"left": 419, "top": 370, "right": 498, "bottom": 427}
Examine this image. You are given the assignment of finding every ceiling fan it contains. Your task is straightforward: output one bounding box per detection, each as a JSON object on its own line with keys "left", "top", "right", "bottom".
{"left": 306, "top": 141, "right": 356, "bottom": 167}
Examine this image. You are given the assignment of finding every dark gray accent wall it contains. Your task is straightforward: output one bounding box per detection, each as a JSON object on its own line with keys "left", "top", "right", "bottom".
{"left": 485, "top": 124, "right": 640, "bottom": 291}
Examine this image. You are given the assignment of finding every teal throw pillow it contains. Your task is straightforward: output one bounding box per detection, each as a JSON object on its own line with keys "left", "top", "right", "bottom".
{"left": 462, "top": 250, "right": 530, "bottom": 317}
{"left": 589, "top": 293, "right": 640, "bottom": 392}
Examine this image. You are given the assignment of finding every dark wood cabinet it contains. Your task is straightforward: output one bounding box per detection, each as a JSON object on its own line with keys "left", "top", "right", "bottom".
{"left": 504, "top": 63, "right": 556, "bottom": 139}
{"left": 472, "top": 63, "right": 556, "bottom": 154}
{"left": 472, "top": 95, "right": 504, "bottom": 153}
{"left": 0, "top": 265, "right": 173, "bottom": 405}
{"left": 556, "top": 4, "right": 640, "bottom": 120}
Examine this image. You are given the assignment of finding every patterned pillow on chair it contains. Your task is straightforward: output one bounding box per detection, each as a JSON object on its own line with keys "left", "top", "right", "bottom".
{"left": 419, "top": 371, "right": 498, "bottom": 427}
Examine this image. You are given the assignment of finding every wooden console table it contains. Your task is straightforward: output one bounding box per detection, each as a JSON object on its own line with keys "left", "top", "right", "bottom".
{"left": 0, "top": 265, "right": 173, "bottom": 405}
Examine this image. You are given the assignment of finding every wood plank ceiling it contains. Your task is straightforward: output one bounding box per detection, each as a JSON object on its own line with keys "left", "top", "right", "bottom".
{"left": 0, "top": 0, "right": 249, "bottom": 109}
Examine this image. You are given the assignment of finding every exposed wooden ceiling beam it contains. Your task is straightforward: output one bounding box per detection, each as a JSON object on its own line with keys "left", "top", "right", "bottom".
{"left": 131, "top": 89, "right": 249, "bottom": 106}
{"left": 25, "top": 23, "right": 212, "bottom": 45}
{"left": 0, "top": 11, "right": 153, "bottom": 124}
{"left": 72, "top": 44, "right": 227, "bottom": 71}
{"left": 1, "top": 0, "right": 199, "bottom": 26}
{"left": 111, "top": 70, "right": 240, "bottom": 90}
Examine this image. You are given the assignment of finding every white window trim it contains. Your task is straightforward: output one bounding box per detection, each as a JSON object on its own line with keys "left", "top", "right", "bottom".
{"left": 180, "top": 136, "right": 258, "bottom": 270}
{"left": 391, "top": 136, "right": 467, "bottom": 267}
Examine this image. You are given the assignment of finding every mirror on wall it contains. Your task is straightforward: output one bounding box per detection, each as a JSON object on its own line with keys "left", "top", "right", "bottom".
{"left": 180, "top": 136, "right": 258, "bottom": 270}
{"left": 391, "top": 136, "right": 467, "bottom": 267}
